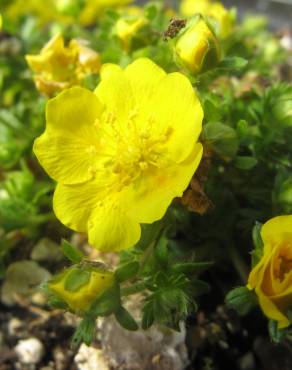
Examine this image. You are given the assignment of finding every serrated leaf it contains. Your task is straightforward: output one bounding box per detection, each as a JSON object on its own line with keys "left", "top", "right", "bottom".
{"left": 115, "top": 306, "right": 138, "bottom": 331}
{"left": 62, "top": 239, "right": 84, "bottom": 263}
{"left": 115, "top": 261, "right": 139, "bottom": 282}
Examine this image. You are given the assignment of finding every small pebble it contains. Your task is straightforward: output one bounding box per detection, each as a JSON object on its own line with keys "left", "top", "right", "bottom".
{"left": 15, "top": 337, "right": 44, "bottom": 364}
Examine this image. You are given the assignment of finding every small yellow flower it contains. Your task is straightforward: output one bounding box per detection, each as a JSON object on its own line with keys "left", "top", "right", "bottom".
{"left": 34, "top": 58, "right": 203, "bottom": 252}
{"left": 0, "top": 14, "right": 2, "bottom": 31}
{"left": 48, "top": 265, "right": 114, "bottom": 312}
{"left": 80, "top": 0, "right": 132, "bottom": 26}
{"left": 180, "top": 0, "right": 234, "bottom": 39}
{"left": 248, "top": 215, "right": 292, "bottom": 329}
{"left": 174, "top": 17, "right": 221, "bottom": 75}
{"left": 115, "top": 11, "right": 148, "bottom": 51}
{"left": 26, "top": 34, "right": 101, "bottom": 96}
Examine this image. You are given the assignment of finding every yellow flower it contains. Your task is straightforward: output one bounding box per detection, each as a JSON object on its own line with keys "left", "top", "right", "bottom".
{"left": 4, "top": 0, "right": 73, "bottom": 25}
{"left": 115, "top": 10, "right": 148, "bottom": 51}
{"left": 34, "top": 58, "right": 203, "bottom": 252}
{"left": 26, "top": 33, "right": 101, "bottom": 96}
{"left": 180, "top": 0, "right": 234, "bottom": 39}
{"left": 80, "top": 0, "right": 132, "bottom": 26}
{"left": 248, "top": 215, "right": 292, "bottom": 329}
{"left": 174, "top": 17, "right": 221, "bottom": 75}
{"left": 48, "top": 265, "right": 114, "bottom": 312}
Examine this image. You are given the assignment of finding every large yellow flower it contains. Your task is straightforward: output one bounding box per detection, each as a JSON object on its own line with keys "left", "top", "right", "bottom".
{"left": 34, "top": 58, "right": 203, "bottom": 252}
{"left": 26, "top": 33, "right": 101, "bottom": 96}
{"left": 248, "top": 216, "right": 292, "bottom": 328}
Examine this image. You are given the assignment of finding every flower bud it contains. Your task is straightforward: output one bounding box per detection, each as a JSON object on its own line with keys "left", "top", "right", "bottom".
{"left": 174, "top": 17, "right": 221, "bottom": 75}
{"left": 180, "top": 0, "right": 235, "bottom": 39}
{"left": 115, "top": 12, "right": 147, "bottom": 51}
{"left": 47, "top": 264, "right": 115, "bottom": 313}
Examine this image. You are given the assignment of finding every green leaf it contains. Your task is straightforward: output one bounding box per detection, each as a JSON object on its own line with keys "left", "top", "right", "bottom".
{"left": 142, "top": 302, "right": 155, "bottom": 330}
{"left": 225, "top": 286, "right": 257, "bottom": 316}
{"left": 62, "top": 239, "right": 84, "bottom": 263}
{"left": 251, "top": 222, "right": 264, "bottom": 267}
{"left": 155, "top": 235, "right": 169, "bottom": 266}
{"left": 115, "top": 306, "right": 138, "bottom": 331}
{"left": 234, "top": 156, "right": 258, "bottom": 170}
{"left": 64, "top": 268, "right": 90, "bottom": 292}
{"left": 172, "top": 261, "right": 213, "bottom": 274}
{"left": 202, "top": 122, "right": 239, "bottom": 159}
{"left": 89, "top": 283, "right": 121, "bottom": 316}
{"left": 217, "top": 57, "right": 248, "bottom": 71}
{"left": 115, "top": 261, "right": 139, "bottom": 282}
{"left": 204, "top": 99, "right": 222, "bottom": 122}
{"left": 72, "top": 315, "right": 96, "bottom": 347}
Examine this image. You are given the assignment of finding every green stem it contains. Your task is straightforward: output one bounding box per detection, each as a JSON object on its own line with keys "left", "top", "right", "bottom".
{"left": 228, "top": 243, "right": 249, "bottom": 284}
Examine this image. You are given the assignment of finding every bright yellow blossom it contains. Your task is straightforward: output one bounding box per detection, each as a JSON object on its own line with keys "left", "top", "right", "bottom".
{"left": 80, "top": 0, "right": 132, "bottom": 26}
{"left": 174, "top": 17, "right": 221, "bottom": 75}
{"left": 180, "top": 0, "right": 234, "bottom": 38}
{"left": 26, "top": 33, "right": 101, "bottom": 96}
{"left": 248, "top": 215, "right": 292, "bottom": 329}
{"left": 34, "top": 58, "right": 203, "bottom": 252}
{"left": 48, "top": 265, "right": 114, "bottom": 312}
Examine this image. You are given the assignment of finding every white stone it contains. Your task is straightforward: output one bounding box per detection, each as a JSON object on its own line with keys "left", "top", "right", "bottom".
{"left": 74, "top": 344, "right": 109, "bottom": 370}
{"left": 15, "top": 337, "right": 44, "bottom": 364}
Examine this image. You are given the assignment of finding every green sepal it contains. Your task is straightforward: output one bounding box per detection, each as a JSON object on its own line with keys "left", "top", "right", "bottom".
{"left": 115, "top": 261, "right": 139, "bottom": 282}
{"left": 115, "top": 306, "right": 139, "bottom": 331}
{"left": 225, "top": 286, "right": 257, "bottom": 316}
{"left": 268, "top": 320, "right": 288, "bottom": 344}
{"left": 89, "top": 282, "right": 121, "bottom": 316}
{"left": 251, "top": 222, "right": 264, "bottom": 267}
{"left": 62, "top": 239, "right": 84, "bottom": 264}
{"left": 64, "top": 268, "right": 90, "bottom": 292}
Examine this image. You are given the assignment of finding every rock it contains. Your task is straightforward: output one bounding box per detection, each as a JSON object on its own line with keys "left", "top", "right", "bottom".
{"left": 31, "top": 238, "right": 63, "bottom": 262}
{"left": 1, "top": 260, "right": 51, "bottom": 306}
{"left": 99, "top": 317, "right": 188, "bottom": 370}
{"left": 7, "top": 318, "right": 23, "bottom": 337}
{"left": 74, "top": 344, "right": 110, "bottom": 370}
{"left": 15, "top": 337, "right": 44, "bottom": 364}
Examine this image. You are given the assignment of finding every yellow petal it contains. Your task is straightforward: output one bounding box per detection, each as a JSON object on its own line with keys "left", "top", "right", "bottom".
{"left": 88, "top": 191, "right": 141, "bottom": 252}
{"left": 261, "top": 215, "right": 292, "bottom": 245}
{"left": 34, "top": 87, "right": 103, "bottom": 184}
{"left": 128, "top": 143, "right": 203, "bottom": 224}
{"left": 124, "top": 58, "right": 166, "bottom": 104}
{"left": 53, "top": 179, "right": 111, "bottom": 232}
{"left": 149, "top": 72, "right": 203, "bottom": 162}
{"left": 256, "top": 288, "right": 290, "bottom": 328}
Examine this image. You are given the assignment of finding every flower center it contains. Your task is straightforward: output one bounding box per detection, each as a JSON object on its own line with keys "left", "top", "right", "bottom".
{"left": 274, "top": 242, "right": 292, "bottom": 282}
{"left": 94, "top": 109, "right": 173, "bottom": 190}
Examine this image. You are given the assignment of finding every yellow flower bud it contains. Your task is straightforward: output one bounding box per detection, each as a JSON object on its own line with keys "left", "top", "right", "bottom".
{"left": 115, "top": 14, "right": 148, "bottom": 51}
{"left": 248, "top": 215, "right": 292, "bottom": 329}
{"left": 48, "top": 265, "right": 115, "bottom": 313}
{"left": 26, "top": 34, "right": 101, "bottom": 96}
{"left": 180, "top": 0, "right": 234, "bottom": 39}
{"left": 174, "top": 17, "right": 221, "bottom": 75}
